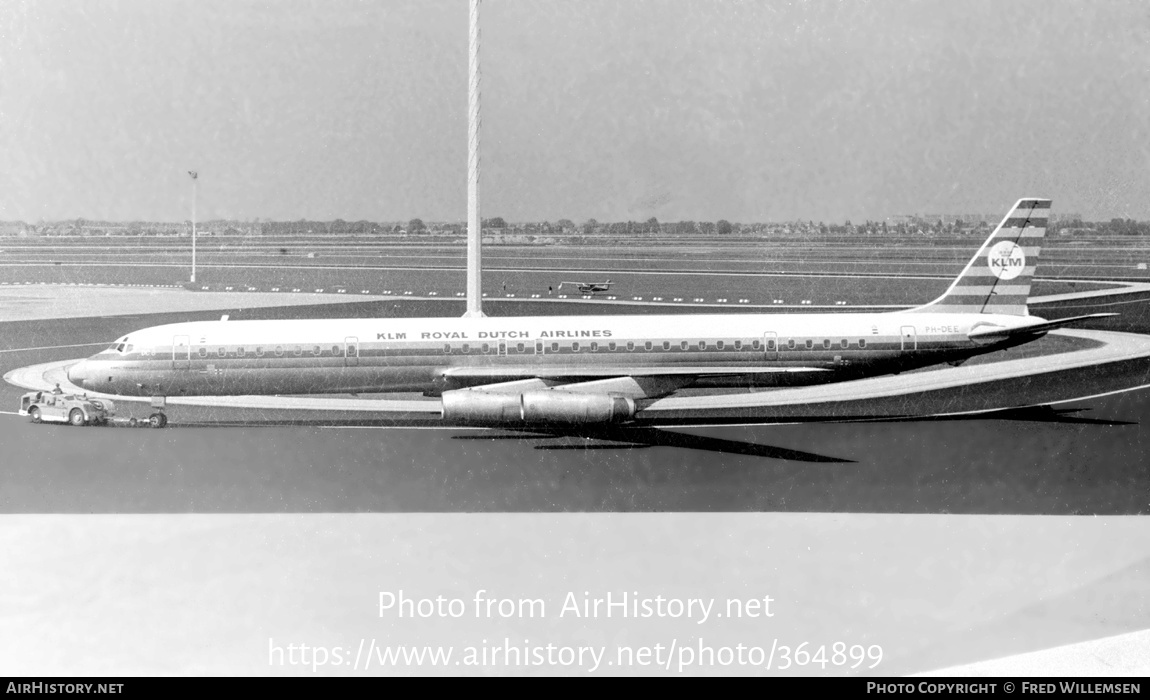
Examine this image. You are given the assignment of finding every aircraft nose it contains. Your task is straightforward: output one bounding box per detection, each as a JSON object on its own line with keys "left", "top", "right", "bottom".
{"left": 67, "top": 360, "right": 90, "bottom": 388}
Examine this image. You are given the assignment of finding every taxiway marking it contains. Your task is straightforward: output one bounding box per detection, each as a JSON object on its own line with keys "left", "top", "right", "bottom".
{"left": 0, "top": 342, "right": 109, "bottom": 354}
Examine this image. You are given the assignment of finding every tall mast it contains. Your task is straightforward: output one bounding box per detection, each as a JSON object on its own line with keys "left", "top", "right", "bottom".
{"left": 463, "top": 0, "right": 485, "bottom": 317}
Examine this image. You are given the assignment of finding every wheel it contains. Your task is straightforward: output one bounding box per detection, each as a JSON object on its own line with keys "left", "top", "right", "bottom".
{"left": 148, "top": 413, "right": 166, "bottom": 429}
{"left": 29, "top": 407, "right": 41, "bottom": 423}
{"left": 69, "top": 408, "right": 86, "bottom": 426}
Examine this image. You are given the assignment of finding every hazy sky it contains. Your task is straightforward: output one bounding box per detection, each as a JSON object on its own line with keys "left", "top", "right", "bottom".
{"left": 2, "top": 0, "right": 1148, "bottom": 223}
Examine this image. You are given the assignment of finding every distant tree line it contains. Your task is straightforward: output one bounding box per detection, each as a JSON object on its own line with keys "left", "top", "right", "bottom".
{"left": 5, "top": 215, "right": 1150, "bottom": 238}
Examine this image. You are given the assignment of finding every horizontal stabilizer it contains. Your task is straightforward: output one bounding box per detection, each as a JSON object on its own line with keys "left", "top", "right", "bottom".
{"left": 968, "top": 313, "right": 1118, "bottom": 341}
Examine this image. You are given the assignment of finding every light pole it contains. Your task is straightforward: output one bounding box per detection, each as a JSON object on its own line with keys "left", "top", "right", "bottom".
{"left": 188, "top": 170, "right": 198, "bottom": 283}
{"left": 463, "top": 0, "right": 484, "bottom": 317}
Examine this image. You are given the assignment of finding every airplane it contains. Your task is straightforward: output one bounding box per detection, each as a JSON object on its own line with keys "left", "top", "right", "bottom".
{"left": 68, "top": 198, "right": 1114, "bottom": 429}
{"left": 558, "top": 279, "right": 613, "bottom": 293}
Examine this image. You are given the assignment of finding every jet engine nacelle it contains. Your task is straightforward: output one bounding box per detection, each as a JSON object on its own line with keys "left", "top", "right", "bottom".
{"left": 441, "top": 390, "right": 636, "bottom": 426}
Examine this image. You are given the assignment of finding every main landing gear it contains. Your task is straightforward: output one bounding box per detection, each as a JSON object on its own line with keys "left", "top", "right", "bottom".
{"left": 148, "top": 396, "right": 169, "bottom": 429}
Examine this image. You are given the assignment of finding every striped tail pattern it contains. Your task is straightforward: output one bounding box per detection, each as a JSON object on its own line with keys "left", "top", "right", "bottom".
{"left": 907, "top": 198, "right": 1050, "bottom": 316}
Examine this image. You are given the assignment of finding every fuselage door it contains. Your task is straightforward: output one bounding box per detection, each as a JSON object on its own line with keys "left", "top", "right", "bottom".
{"left": 763, "top": 331, "right": 778, "bottom": 360}
{"left": 900, "top": 326, "right": 917, "bottom": 351}
{"left": 173, "top": 335, "right": 191, "bottom": 370}
{"left": 345, "top": 336, "right": 359, "bottom": 366}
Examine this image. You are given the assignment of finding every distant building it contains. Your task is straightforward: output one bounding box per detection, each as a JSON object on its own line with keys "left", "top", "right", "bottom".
{"left": 915, "top": 213, "right": 1000, "bottom": 225}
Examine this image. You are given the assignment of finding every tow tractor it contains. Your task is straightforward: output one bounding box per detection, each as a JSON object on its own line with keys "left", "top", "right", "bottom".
{"left": 18, "top": 391, "right": 168, "bottom": 428}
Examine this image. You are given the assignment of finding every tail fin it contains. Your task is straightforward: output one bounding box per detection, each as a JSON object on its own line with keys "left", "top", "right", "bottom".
{"left": 907, "top": 197, "right": 1049, "bottom": 316}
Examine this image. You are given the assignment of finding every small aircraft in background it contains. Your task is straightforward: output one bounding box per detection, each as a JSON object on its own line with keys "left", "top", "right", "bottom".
{"left": 558, "top": 279, "right": 614, "bottom": 293}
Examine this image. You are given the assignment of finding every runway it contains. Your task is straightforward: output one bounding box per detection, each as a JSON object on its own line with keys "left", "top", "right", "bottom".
{"left": 4, "top": 234, "right": 1149, "bottom": 312}
{"left": 2, "top": 272, "right": 1149, "bottom": 676}
{"left": 2, "top": 284, "right": 1149, "bottom": 514}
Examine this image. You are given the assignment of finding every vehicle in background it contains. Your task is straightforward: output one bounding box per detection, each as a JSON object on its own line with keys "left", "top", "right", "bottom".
{"left": 19, "top": 391, "right": 116, "bottom": 426}
{"left": 558, "top": 279, "right": 614, "bottom": 293}
{"left": 17, "top": 391, "right": 162, "bottom": 427}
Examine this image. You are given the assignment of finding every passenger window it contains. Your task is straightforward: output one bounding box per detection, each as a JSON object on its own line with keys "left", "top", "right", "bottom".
{"left": 787, "top": 339, "right": 796, "bottom": 349}
{"left": 198, "top": 347, "right": 208, "bottom": 358}
{"left": 312, "top": 345, "right": 321, "bottom": 356}
{"left": 275, "top": 346, "right": 284, "bottom": 356}
{"left": 734, "top": 340, "right": 742, "bottom": 350}
{"left": 347, "top": 345, "right": 356, "bottom": 356}
{"left": 823, "top": 339, "right": 831, "bottom": 349}
{"left": 462, "top": 343, "right": 471, "bottom": 354}
{"left": 627, "top": 342, "right": 635, "bottom": 351}
{"left": 590, "top": 342, "right": 598, "bottom": 352}
{"left": 443, "top": 344, "right": 451, "bottom": 354}
{"left": 859, "top": 339, "right": 867, "bottom": 349}
{"left": 698, "top": 341, "right": 706, "bottom": 350}
{"left": 805, "top": 339, "right": 814, "bottom": 349}
{"left": 332, "top": 345, "right": 340, "bottom": 355}
{"left": 841, "top": 339, "right": 849, "bottom": 349}
{"left": 572, "top": 342, "right": 580, "bottom": 352}
{"left": 256, "top": 347, "right": 264, "bottom": 356}
{"left": 681, "top": 341, "right": 688, "bottom": 350}
{"left": 551, "top": 342, "right": 559, "bottom": 352}
{"left": 609, "top": 342, "right": 617, "bottom": 351}
{"left": 536, "top": 342, "right": 543, "bottom": 353}
{"left": 218, "top": 346, "right": 227, "bottom": 357}
{"left": 644, "top": 341, "right": 653, "bottom": 351}
{"left": 717, "top": 341, "right": 725, "bottom": 350}
{"left": 516, "top": 343, "right": 525, "bottom": 353}
{"left": 237, "top": 347, "right": 245, "bottom": 357}
{"left": 293, "top": 346, "right": 302, "bottom": 356}
{"left": 481, "top": 343, "right": 490, "bottom": 354}
{"left": 662, "top": 341, "right": 670, "bottom": 351}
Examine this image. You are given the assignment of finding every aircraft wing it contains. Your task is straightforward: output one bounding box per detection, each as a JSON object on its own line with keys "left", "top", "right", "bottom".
{"left": 968, "top": 313, "right": 1118, "bottom": 341}
{"left": 439, "top": 365, "right": 833, "bottom": 399}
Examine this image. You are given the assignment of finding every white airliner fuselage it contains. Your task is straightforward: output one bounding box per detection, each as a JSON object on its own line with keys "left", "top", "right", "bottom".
{"left": 68, "top": 310, "right": 1038, "bottom": 396}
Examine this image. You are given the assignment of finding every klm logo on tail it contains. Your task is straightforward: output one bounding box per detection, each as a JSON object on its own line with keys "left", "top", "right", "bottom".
{"left": 986, "top": 241, "right": 1025, "bottom": 280}
{"left": 908, "top": 198, "right": 1049, "bottom": 316}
